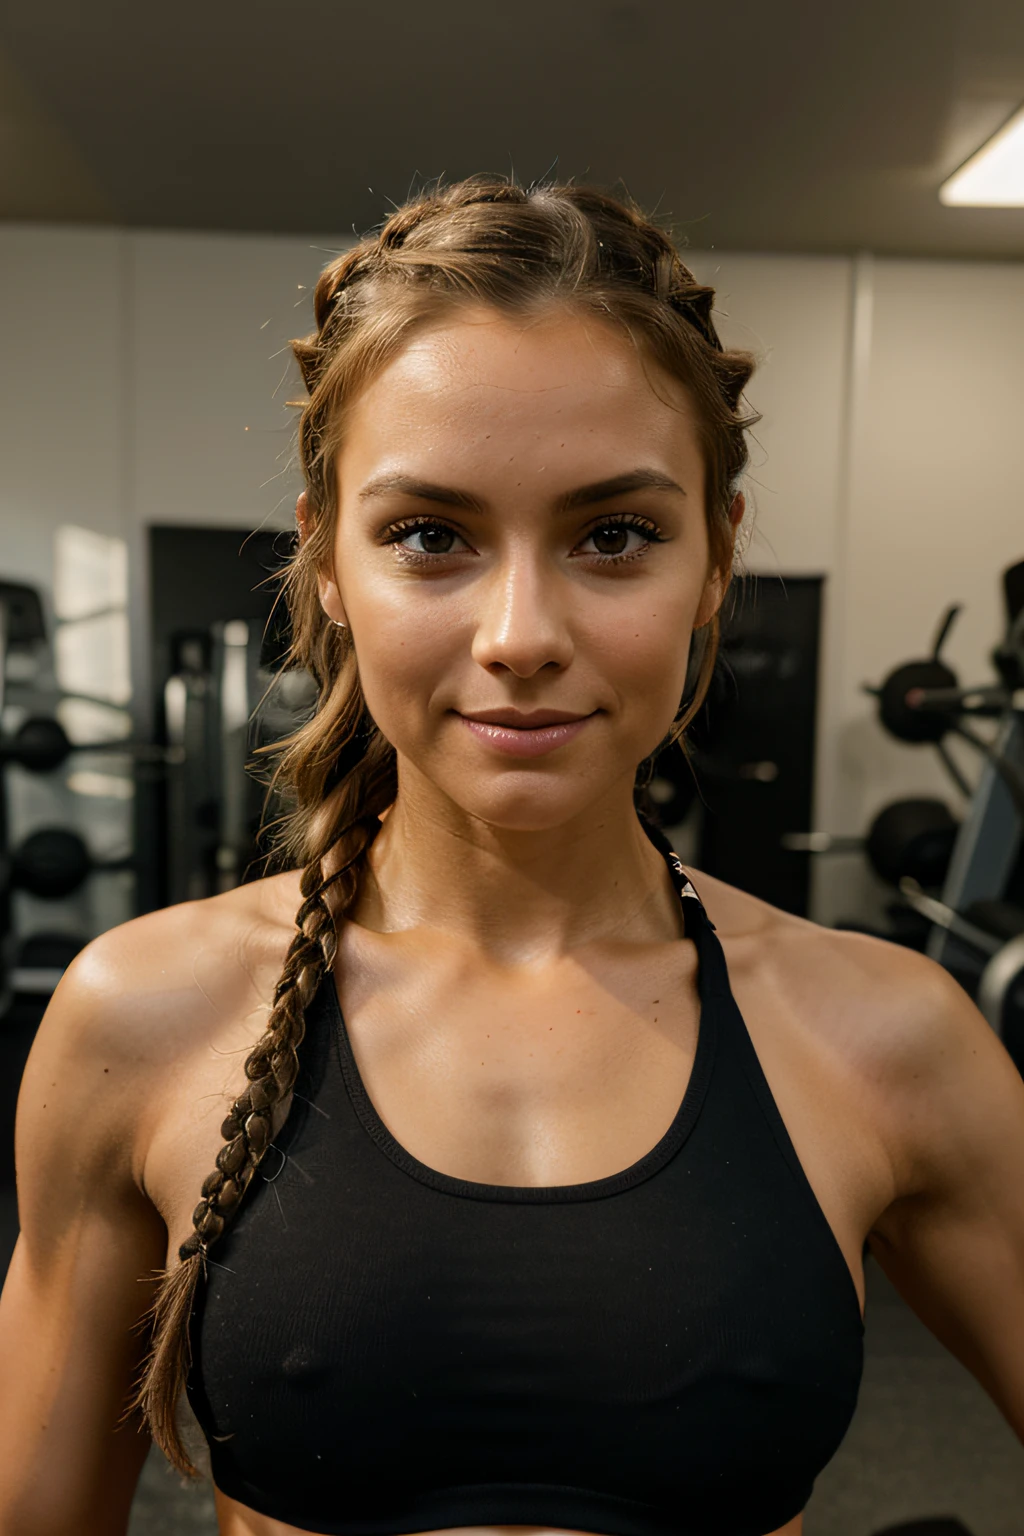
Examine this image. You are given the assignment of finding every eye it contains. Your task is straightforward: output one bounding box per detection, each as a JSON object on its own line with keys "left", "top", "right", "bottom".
{"left": 382, "top": 519, "right": 471, "bottom": 559}
{"left": 576, "top": 517, "right": 663, "bottom": 562}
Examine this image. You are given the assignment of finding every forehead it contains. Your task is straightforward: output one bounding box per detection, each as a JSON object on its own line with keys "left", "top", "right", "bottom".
{"left": 340, "top": 306, "right": 702, "bottom": 478}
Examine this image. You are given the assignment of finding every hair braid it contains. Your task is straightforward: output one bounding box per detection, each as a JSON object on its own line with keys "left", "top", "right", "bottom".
{"left": 124, "top": 749, "right": 390, "bottom": 1474}
{"left": 179, "top": 858, "right": 340, "bottom": 1258}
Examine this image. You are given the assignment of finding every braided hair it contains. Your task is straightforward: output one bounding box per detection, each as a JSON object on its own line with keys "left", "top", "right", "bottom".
{"left": 126, "top": 176, "right": 758, "bottom": 1475}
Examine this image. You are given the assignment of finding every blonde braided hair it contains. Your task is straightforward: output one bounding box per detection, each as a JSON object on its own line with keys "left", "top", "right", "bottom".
{"left": 126, "top": 175, "right": 757, "bottom": 1476}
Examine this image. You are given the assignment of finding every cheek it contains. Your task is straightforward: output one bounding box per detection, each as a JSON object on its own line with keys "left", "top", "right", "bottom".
{"left": 583, "top": 582, "right": 698, "bottom": 701}
{"left": 344, "top": 579, "right": 462, "bottom": 724}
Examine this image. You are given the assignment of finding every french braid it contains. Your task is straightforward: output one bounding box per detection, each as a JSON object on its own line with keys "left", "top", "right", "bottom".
{"left": 128, "top": 175, "right": 757, "bottom": 1478}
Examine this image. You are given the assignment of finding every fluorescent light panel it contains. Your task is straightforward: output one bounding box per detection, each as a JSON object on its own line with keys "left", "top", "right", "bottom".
{"left": 940, "top": 104, "right": 1024, "bottom": 206}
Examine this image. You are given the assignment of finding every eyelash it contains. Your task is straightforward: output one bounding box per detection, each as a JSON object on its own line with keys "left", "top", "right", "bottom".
{"left": 379, "top": 513, "right": 667, "bottom": 567}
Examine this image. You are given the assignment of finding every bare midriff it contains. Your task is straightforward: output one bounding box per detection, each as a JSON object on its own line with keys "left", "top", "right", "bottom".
{"left": 212, "top": 1488, "right": 804, "bottom": 1536}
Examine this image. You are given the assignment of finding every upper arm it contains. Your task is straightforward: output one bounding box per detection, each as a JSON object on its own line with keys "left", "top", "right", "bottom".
{"left": 0, "top": 931, "right": 170, "bottom": 1536}
{"left": 868, "top": 955, "right": 1024, "bottom": 1439}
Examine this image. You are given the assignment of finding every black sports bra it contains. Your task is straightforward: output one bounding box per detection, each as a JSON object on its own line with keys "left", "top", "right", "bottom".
{"left": 186, "top": 826, "right": 864, "bottom": 1536}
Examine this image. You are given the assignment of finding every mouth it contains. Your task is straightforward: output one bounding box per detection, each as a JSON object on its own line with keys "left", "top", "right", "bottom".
{"left": 454, "top": 708, "right": 597, "bottom": 759}
{"left": 457, "top": 708, "right": 596, "bottom": 729}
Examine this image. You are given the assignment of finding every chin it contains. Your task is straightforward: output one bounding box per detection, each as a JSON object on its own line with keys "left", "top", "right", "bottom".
{"left": 440, "top": 774, "right": 618, "bottom": 837}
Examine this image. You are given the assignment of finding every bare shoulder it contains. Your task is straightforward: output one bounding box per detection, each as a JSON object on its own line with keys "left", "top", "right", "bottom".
{"left": 696, "top": 868, "right": 1024, "bottom": 1193}
{"left": 20, "top": 870, "right": 304, "bottom": 1186}
{"left": 65, "top": 868, "right": 301, "bottom": 1036}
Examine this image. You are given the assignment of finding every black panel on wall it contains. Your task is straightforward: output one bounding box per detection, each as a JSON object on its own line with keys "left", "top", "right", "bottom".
{"left": 149, "top": 525, "right": 293, "bottom": 702}
{"left": 692, "top": 574, "right": 824, "bottom": 918}
{"left": 137, "top": 524, "right": 293, "bottom": 913}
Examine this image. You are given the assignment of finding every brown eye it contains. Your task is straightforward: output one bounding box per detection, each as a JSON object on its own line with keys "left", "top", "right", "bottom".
{"left": 591, "top": 524, "right": 631, "bottom": 556}
{"left": 388, "top": 521, "right": 468, "bottom": 556}
{"left": 578, "top": 519, "right": 660, "bottom": 560}
{"left": 414, "top": 525, "right": 457, "bottom": 554}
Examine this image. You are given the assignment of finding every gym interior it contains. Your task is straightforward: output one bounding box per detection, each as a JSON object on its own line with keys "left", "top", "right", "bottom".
{"left": 1, "top": 6, "right": 1023, "bottom": 1535}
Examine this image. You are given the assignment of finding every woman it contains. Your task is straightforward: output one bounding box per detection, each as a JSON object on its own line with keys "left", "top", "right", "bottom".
{"left": 1, "top": 179, "right": 1023, "bottom": 1536}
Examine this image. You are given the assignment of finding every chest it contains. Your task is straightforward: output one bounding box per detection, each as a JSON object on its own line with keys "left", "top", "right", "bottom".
{"left": 185, "top": 957, "right": 866, "bottom": 1536}
{"left": 145, "top": 924, "right": 884, "bottom": 1313}
{"left": 332, "top": 938, "right": 702, "bottom": 1189}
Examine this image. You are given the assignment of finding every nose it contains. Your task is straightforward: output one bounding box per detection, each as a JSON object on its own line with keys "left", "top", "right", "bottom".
{"left": 469, "top": 553, "right": 575, "bottom": 678}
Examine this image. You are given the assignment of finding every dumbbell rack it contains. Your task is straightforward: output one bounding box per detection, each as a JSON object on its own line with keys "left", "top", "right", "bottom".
{"left": 0, "top": 580, "right": 70, "bottom": 1014}
{"left": 0, "top": 581, "right": 141, "bottom": 1018}
{"left": 161, "top": 619, "right": 317, "bottom": 907}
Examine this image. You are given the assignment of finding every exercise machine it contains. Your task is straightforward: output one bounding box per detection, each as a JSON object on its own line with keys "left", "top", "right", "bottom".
{"left": 787, "top": 560, "right": 1024, "bottom": 1073}
{"left": 162, "top": 618, "right": 316, "bottom": 906}
{"left": 0, "top": 580, "right": 168, "bottom": 1016}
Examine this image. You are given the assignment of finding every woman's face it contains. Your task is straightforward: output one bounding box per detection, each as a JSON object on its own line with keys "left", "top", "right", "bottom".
{"left": 315, "top": 305, "right": 735, "bottom": 833}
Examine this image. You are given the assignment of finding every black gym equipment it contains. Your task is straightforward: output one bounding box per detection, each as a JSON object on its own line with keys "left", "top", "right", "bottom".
{"left": 0, "top": 578, "right": 153, "bottom": 1017}
{"left": 143, "top": 524, "right": 296, "bottom": 913}
{"left": 865, "top": 798, "right": 959, "bottom": 889}
{"left": 875, "top": 564, "right": 1024, "bottom": 1063}
{"left": 874, "top": 602, "right": 962, "bottom": 747}
{"left": 785, "top": 797, "right": 959, "bottom": 900}
{"left": 0, "top": 715, "right": 72, "bottom": 773}
{"left": 0, "top": 713, "right": 174, "bottom": 775}
{"left": 786, "top": 559, "right": 1024, "bottom": 1072}
{"left": 0, "top": 578, "right": 46, "bottom": 666}
{"left": 160, "top": 616, "right": 318, "bottom": 906}
{"left": 868, "top": 588, "right": 1024, "bottom": 820}
{"left": 2, "top": 828, "right": 133, "bottom": 902}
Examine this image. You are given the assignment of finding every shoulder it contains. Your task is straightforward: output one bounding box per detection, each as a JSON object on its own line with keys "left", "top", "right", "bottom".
{"left": 57, "top": 872, "right": 300, "bottom": 1048}
{"left": 698, "top": 869, "right": 1024, "bottom": 1198}
{"left": 695, "top": 863, "right": 978, "bottom": 1059}
{"left": 18, "top": 871, "right": 304, "bottom": 1187}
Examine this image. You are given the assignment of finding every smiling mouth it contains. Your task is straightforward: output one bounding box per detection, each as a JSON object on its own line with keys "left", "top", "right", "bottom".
{"left": 457, "top": 708, "right": 596, "bottom": 729}
{"left": 454, "top": 709, "right": 597, "bottom": 760}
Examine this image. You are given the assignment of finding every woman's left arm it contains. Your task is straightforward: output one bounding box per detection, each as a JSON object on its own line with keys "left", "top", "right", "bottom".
{"left": 868, "top": 957, "right": 1024, "bottom": 1440}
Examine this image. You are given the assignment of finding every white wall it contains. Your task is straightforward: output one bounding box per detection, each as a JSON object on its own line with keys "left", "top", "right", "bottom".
{"left": 129, "top": 230, "right": 325, "bottom": 531}
{"left": 0, "top": 227, "right": 127, "bottom": 591}
{"left": 2, "top": 226, "right": 1023, "bottom": 929}
{"left": 688, "top": 252, "right": 852, "bottom": 580}
{"left": 1, "top": 224, "right": 329, "bottom": 681}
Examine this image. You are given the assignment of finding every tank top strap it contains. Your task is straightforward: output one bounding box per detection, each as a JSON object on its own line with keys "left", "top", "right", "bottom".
{"left": 638, "top": 814, "right": 731, "bottom": 999}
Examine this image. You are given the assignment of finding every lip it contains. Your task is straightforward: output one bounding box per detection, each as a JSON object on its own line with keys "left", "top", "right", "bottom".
{"left": 459, "top": 708, "right": 593, "bottom": 728}
{"left": 456, "top": 708, "right": 596, "bottom": 759}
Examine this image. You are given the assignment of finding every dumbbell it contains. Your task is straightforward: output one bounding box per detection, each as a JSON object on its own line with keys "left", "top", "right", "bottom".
{"left": 0, "top": 715, "right": 180, "bottom": 774}
{"left": 867, "top": 604, "right": 962, "bottom": 746}
{"left": 1, "top": 828, "right": 134, "bottom": 900}
{"left": 783, "top": 798, "right": 959, "bottom": 891}
{"left": 0, "top": 717, "right": 73, "bottom": 773}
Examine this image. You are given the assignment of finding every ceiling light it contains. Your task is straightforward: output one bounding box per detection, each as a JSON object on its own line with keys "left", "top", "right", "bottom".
{"left": 940, "top": 104, "right": 1024, "bottom": 206}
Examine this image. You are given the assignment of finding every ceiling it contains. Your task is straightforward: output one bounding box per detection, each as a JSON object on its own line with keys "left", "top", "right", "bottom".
{"left": 2, "top": 0, "right": 1024, "bottom": 258}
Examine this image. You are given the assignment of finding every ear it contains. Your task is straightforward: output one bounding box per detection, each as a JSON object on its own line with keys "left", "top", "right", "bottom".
{"left": 295, "top": 489, "right": 312, "bottom": 545}
{"left": 295, "top": 491, "right": 348, "bottom": 627}
{"left": 727, "top": 489, "right": 746, "bottom": 533}
{"left": 693, "top": 491, "right": 745, "bottom": 630}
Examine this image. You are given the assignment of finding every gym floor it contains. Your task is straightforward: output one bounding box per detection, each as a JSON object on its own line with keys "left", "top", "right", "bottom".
{"left": 1, "top": 1014, "right": 1021, "bottom": 1536}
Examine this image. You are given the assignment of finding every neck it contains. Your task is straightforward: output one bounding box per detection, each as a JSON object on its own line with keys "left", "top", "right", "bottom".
{"left": 347, "top": 773, "right": 684, "bottom": 964}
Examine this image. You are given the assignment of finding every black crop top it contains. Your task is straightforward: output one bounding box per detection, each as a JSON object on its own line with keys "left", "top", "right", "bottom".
{"left": 186, "top": 828, "right": 864, "bottom": 1536}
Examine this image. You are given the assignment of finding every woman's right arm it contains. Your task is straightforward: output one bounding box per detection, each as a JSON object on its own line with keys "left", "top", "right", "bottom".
{"left": 0, "top": 931, "right": 172, "bottom": 1536}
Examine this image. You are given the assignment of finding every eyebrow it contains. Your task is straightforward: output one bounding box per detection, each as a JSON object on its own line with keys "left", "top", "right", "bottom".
{"left": 357, "top": 468, "right": 687, "bottom": 513}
